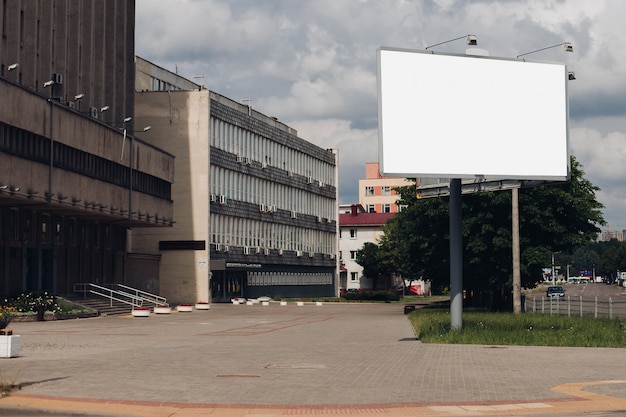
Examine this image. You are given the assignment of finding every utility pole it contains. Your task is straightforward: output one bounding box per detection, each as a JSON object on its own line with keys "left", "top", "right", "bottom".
{"left": 512, "top": 187, "right": 521, "bottom": 313}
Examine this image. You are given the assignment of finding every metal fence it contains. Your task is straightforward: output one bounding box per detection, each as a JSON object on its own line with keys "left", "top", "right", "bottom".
{"left": 524, "top": 295, "right": 626, "bottom": 320}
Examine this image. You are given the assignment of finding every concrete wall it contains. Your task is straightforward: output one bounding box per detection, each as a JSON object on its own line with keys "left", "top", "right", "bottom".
{"left": 0, "top": 79, "right": 174, "bottom": 225}
{"left": 0, "top": 0, "right": 135, "bottom": 131}
{"left": 132, "top": 90, "right": 210, "bottom": 304}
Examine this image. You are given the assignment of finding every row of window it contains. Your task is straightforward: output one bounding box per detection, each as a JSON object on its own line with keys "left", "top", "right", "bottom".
{"left": 248, "top": 271, "right": 333, "bottom": 286}
{"left": 0, "top": 122, "right": 171, "bottom": 200}
{"left": 339, "top": 229, "right": 358, "bottom": 239}
{"left": 210, "top": 213, "right": 335, "bottom": 254}
{"left": 365, "top": 186, "right": 394, "bottom": 196}
{"left": 0, "top": 208, "right": 125, "bottom": 250}
{"left": 210, "top": 117, "right": 335, "bottom": 186}
{"left": 211, "top": 165, "right": 335, "bottom": 220}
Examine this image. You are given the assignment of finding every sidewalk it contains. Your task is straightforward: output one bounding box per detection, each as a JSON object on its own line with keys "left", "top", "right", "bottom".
{"left": 1, "top": 302, "right": 625, "bottom": 416}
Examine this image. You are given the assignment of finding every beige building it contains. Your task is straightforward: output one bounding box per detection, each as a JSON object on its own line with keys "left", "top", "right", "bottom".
{"left": 358, "top": 162, "right": 411, "bottom": 213}
{"left": 132, "top": 58, "right": 339, "bottom": 303}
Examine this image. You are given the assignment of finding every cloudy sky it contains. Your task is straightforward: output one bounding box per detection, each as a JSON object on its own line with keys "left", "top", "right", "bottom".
{"left": 136, "top": 0, "right": 626, "bottom": 231}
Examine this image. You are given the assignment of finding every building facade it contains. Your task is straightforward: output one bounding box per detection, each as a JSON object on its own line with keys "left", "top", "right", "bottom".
{"left": 338, "top": 204, "right": 394, "bottom": 293}
{"left": 358, "top": 162, "right": 411, "bottom": 213}
{"left": 0, "top": 1, "right": 174, "bottom": 298}
{"left": 132, "top": 59, "right": 339, "bottom": 303}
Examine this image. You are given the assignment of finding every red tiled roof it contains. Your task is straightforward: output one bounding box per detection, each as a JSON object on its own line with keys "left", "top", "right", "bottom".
{"left": 339, "top": 212, "right": 396, "bottom": 226}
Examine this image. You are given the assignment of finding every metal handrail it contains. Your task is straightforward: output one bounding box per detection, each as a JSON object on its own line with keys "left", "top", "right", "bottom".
{"left": 116, "top": 284, "right": 168, "bottom": 306}
{"left": 73, "top": 283, "right": 167, "bottom": 308}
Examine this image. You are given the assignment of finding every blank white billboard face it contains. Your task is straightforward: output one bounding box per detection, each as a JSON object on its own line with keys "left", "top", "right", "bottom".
{"left": 377, "top": 48, "right": 570, "bottom": 180}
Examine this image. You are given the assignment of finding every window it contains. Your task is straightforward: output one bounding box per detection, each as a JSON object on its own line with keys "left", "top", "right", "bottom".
{"left": 365, "top": 186, "right": 374, "bottom": 196}
{"left": 398, "top": 204, "right": 408, "bottom": 212}
{"left": 367, "top": 204, "right": 375, "bottom": 213}
{"left": 350, "top": 251, "right": 357, "bottom": 260}
{"left": 350, "top": 272, "right": 359, "bottom": 281}
{"left": 40, "top": 215, "right": 50, "bottom": 243}
{"left": 350, "top": 229, "right": 357, "bottom": 238}
{"left": 382, "top": 204, "right": 391, "bottom": 213}
{"left": 382, "top": 186, "right": 391, "bottom": 196}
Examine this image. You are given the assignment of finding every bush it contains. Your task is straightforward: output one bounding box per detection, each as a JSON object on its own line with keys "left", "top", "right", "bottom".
{"left": 342, "top": 290, "right": 400, "bottom": 302}
{"left": 7, "top": 291, "right": 59, "bottom": 314}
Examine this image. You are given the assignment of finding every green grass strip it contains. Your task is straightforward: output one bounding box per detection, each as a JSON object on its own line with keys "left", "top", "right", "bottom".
{"left": 409, "top": 308, "right": 626, "bottom": 347}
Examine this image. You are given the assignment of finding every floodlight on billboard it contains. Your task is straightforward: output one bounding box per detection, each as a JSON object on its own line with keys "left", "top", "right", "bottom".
{"left": 377, "top": 47, "right": 570, "bottom": 181}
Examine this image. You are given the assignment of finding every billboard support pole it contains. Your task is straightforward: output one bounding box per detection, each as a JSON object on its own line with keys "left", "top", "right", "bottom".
{"left": 450, "top": 178, "right": 463, "bottom": 330}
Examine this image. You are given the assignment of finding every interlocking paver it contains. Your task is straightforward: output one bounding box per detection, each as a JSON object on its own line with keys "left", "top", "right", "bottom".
{"left": 1, "top": 302, "right": 626, "bottom": 416}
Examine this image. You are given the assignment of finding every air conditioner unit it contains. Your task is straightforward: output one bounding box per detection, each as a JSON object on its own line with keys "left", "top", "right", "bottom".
{"left": 261, "top": 163, "right": 267, "bottom": 169}
{"left": 309, "top": 252, "right": 314, "bottom": 258}
{"left": 319, "top": 181, "right": 325, "bottom": 188}
{"left": 90, "top": 107, "right": 99, "bottom": 119}
{"left": 296, "top": 250, "right": 303, "bottom": 257}
{"left": 278, "top": 248, "right": 284, "bottom": 255}
{"left": 245, "top": 157, "right": 251, "bottom": 165}
{"left": 52, "top": 73, "right": 63, "bottom": 85}
{"left": 317, "top": 216, "right": 322, "bottom": 223}
{"left": 259, "top": 204, "right": 266, "bottom": 212}
{"left": 236, "top": 155, "right": 243, "bottom": 163}
{"left": 263, "top": 248, "right": 270, "bottom": 256}
{"left": 307, "top": 176, "right": 313, "bottom": 184}
{"left": 291, "top": 211, "right": 297, "bottom": 219}
{"left": 288, "top": 171, "right": 293, "bottom": 177}
{"left": 219, "top": 195, "right": 226, "bottom": 205}
{"left": 243, "top": 246, "right": 250, "bottom": 255}
{"left": 255, "top": 246, "right": 261, "bottom": 254}
{"left": 223, "top": 245, "right": 230, "bottom": 252}
{"left": 329, "top": 253, "right": 335, "bottom": 259}
{"left": 215, "top": 243, "right": 222, "bottom": 252}
{"left": 210, "top": 194, "right": 217, "bottom": 202}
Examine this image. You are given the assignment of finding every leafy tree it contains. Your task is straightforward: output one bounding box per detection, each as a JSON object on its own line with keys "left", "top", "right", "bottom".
{"left": 380, "top": 156, "right": 604, "bottom": 309}
{"left": 355, "top": 242, "right": 394, "bottom": 290}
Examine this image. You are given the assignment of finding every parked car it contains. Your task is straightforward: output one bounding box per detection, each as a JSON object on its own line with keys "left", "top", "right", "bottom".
{"left": 546, "top": 286, "right": 565, "bottom": 297}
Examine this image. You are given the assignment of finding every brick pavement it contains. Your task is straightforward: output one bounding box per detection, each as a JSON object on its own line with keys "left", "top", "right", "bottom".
{"left": 1, "top": 302, "right": 625, "bottom": 416}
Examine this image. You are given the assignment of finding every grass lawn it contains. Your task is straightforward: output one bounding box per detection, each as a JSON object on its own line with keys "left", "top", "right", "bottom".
{"left": 409, "top": 307, "right": 626, "bottom": 347}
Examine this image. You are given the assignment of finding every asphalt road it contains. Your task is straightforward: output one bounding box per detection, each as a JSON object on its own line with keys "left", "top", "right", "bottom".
{"left": 526, "top": 282, "right": 626, "bottom": 318}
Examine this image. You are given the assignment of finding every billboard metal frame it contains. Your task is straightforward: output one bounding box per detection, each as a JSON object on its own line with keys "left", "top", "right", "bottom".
{"left": 377, "top": 47, "right": 570, "bottom": 182}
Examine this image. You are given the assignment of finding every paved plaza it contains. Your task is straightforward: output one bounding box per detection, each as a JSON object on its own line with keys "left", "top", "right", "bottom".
{"left": 1, "top": 302, "right": 626, "bottom": 416}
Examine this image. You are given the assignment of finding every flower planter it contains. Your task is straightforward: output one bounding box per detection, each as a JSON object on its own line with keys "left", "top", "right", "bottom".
{"left": 131, "top": 308, "right": 151, "bottom": 317}
{"left": 195, "top": 303, "right": 210, "bottom": 310}
{"left": 296, "top": 301, "right": 304, "bottom": 307}
{"left": 0, "top": 335, "right": 20, "bottom": 358}
{"left": 176, "top": 304, "right": 193, "bottom": 312}
{"left": 315, "top": 301, "right": 323, "bottom": 306}
{"left": 280, "top": 301, "right": 288, "bottom": 306}
{"left": 154, "top": 305, "right": 172, "bottom": 314}
{"left": 262, "top": 301, "right": 269, "bottom": 306}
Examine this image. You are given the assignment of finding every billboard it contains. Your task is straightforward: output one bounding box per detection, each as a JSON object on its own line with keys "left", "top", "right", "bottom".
{"left": 377, "top": 47, "right": 570, "bottom": 180}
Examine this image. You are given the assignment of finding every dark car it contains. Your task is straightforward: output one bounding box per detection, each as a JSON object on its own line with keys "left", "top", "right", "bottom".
{"left": 546, "top": 285, "right": 565, "bottom": 297}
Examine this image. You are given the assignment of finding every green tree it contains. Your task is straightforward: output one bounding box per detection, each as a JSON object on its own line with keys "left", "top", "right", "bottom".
{"left": 355, "top": 242, "right": 394, "bottom": 290}
{"left": 381, "top": 156, "right": 604, "bottom": 309}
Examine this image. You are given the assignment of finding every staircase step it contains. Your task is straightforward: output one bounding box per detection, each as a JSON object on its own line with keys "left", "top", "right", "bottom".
{"left": 66, "top": 297, "right": 136, "bottom": 316}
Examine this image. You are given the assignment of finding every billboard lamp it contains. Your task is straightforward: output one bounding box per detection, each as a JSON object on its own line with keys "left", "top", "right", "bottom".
{"left": 425, "top": 34, "right": 477, "bottom": 50}
{"left": 517, "top": 42, "right": 573, "bottom": 58}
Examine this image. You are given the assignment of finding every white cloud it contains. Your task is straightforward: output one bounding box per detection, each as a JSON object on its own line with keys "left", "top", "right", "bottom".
{"left": 136, "top": 0, "right": 626, "bottom": 230}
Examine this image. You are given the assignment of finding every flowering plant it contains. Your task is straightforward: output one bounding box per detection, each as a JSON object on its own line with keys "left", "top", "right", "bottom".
{"left": 11, "top": 291, "right": 59, "bottom": 313}
{"left": 0, "top": 305, "right": 16, "bottom": 330}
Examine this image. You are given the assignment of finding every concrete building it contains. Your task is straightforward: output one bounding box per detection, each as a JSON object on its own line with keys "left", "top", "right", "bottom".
{"left": 359, "top": 162, "right": 411, "bottom": 213}
{"left": 0, "top": 0, "right": 174, "bottom": 297}
{"left": 132, "top": 58, "right": 339, "bottom": 303}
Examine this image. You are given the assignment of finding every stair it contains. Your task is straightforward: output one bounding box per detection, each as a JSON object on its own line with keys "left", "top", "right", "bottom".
{"left": 65, "top": 296, "right": 139, "bottom": 316}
